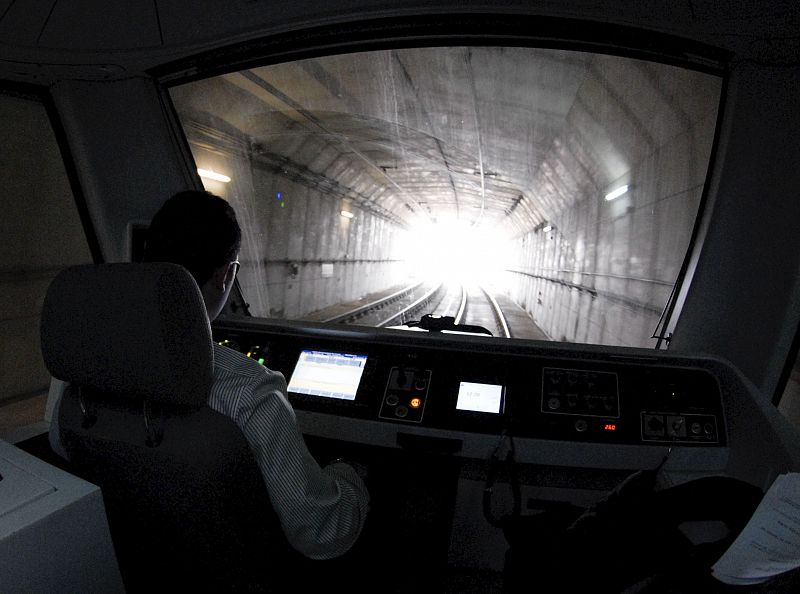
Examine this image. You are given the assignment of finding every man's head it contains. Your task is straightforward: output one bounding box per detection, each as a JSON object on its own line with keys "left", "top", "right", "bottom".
{"left": 144, "top": 190, "right": 241, "bottom": 321}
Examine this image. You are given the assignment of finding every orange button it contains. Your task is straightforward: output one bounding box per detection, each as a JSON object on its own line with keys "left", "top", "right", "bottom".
{"left": 410, "top": 397, "right": 422, "bottom": 408}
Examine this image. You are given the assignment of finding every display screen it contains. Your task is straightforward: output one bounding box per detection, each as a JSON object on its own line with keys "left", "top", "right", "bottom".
{"left": 287, "top": 350, "right": 367, "bottom": 401}
{"left": 456, "top": 382, "right": 504, "bottom": 414}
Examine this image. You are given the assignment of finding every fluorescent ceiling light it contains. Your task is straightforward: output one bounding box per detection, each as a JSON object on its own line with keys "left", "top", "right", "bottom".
{"left": 605, "top": 185, "right": 629, "bottom": 201}
{"left": 340, "top": 210, "right": 354, "bottom": 219}
{"left": 197, "top": 168, "right": 231, "bottom": 183}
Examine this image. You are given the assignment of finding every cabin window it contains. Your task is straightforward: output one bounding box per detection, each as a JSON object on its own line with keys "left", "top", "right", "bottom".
{"left": 169, "top": 47, "right": 721, "bottom": 347}
{"left": 0, "top": 91, "right": 92, "bottom": 442}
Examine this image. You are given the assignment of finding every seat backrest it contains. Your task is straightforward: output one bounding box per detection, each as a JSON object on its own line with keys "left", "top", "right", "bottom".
{"left": 40, "top": 263, "right": 288, "bottom": 593}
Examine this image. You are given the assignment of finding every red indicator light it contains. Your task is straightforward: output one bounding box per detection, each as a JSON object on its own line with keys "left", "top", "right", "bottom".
{"left": 604, "top": 424, "right": 617, "bottom": 431}
{"left": 410, "top": 398, "right": 422, "bottom": 409}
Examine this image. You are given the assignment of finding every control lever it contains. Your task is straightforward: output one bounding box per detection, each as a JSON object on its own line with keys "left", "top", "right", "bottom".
{"left": 406, "top": 314, "right": 493, "bottom": 336}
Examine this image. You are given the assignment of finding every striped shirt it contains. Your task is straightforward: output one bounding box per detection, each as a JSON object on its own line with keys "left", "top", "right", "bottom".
{"left": 209, "top": 343, "right": 370, "bottom": 560}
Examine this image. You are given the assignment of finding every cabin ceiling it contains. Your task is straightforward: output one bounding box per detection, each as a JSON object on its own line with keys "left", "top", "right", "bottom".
{"left": 0, "top": 1, "right": 797, "bottom": 73}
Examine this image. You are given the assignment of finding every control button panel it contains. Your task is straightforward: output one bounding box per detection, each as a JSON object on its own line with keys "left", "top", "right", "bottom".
{"left": 641, "top": 412, "right": 719, "bottom": 444}
{"left": 541, "top": 367, "right": 620, "bottom": 418}
{"left": 379, "top": 367, "right": 431, "bottom": 423}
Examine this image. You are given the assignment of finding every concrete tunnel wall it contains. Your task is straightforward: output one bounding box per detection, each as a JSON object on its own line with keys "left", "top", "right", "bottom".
{"left": 192, "top": 143, "right": 405, "bottom": 319}
{"left": 508, "top": 58, "right": 721, "bottom": 347}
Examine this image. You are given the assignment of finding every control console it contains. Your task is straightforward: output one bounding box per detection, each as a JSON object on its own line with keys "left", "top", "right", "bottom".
{"left": 211, "top": 319, "right": 726, "bottom": 454}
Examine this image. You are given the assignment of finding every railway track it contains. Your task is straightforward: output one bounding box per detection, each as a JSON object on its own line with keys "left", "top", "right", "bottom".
{"left": 323, "top": 280, "right": 512, "bottom": 338}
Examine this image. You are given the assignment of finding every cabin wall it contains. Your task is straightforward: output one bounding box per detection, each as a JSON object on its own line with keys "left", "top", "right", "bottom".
{"left": 0, "top": 92, "right": 92, "bottom": 437}
{"left": 670, "top": 63, "right": 800, "bottom": 401}
{"left": 49, "top": 78, "right": 192, "bottom": 262}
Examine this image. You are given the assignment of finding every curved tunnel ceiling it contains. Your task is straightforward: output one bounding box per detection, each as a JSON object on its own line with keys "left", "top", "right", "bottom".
{"left": 172, "top": 46, "right": 720, "bottom": 238}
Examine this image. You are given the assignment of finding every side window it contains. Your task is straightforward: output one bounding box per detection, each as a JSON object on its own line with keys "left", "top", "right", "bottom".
{"left": 0, "top": 90, "right": 92, "bottom": 442}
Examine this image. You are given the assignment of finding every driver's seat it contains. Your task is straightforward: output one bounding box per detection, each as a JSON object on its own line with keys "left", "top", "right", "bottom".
{"left": 40, "top": 263, "right": 288, "bottom": 593}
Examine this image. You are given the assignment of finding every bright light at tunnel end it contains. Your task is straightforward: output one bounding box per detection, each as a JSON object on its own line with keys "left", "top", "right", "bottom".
{"left": 604, "top": 184, "right": 629, "bottom": 201}
{"left": 401, "top": 220, "right": 515, "bottom": 286}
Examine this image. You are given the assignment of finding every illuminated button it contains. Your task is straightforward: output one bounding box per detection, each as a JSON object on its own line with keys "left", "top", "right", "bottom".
{"left": 385, "top": 395, "right": 399, "bottom": 406}
{"left": 410, "top": 397, "right": 422, "bottom": 409}
{"left": 574, "top": 419, "right": 588, "bottom": 433}
{"left": 547, "top": 397, "right": 561, "bottom": 410}
{"left": 395, "top": 405, "right": 409, "bottom": 418}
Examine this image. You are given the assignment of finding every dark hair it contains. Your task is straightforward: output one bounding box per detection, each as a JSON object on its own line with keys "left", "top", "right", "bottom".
{"left": 143, "top": 190, "right": 241, "bottom": 287}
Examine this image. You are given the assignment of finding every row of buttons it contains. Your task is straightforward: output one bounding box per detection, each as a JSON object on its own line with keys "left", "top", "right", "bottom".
{"left": 379, "top": 367, "right": 431, "bottom": 423}
{"left": 542, "top": 368, "right": 620, "bottom": 417}
{"left": 546, "top": 394, "right": 617, "bottom": 413}
{"left": 383, "top": 394, "right": 423, "bottom": 418}
{"left": 642, "top": 413, "right": 718, "bottom": 442}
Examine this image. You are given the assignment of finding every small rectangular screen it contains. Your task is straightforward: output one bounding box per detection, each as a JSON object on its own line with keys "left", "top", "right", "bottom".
{"left": 287, "top": 350, "right": 367, "bottom": 401}
{"left": 456, "top": 382, "right": 504, "bottom": 414}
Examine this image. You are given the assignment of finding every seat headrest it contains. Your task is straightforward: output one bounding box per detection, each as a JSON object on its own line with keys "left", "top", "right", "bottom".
{"left": 41, "top": 263, "right": 214, "bottom": 407}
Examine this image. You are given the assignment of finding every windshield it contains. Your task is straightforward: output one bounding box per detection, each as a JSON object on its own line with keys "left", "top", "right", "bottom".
{"left": 169, "top": 46, "right": 721, "bottom": 346}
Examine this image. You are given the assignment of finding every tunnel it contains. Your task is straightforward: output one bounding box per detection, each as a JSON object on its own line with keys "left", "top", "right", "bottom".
{"left": 168, "top": 46, "right": 721, "bottom": 348}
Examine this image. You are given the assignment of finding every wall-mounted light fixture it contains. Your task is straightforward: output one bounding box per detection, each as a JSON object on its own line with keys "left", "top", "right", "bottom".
{"left": 340, "top": 210, "right": 355, "bottom": 219}
{"left": 604, "top": 184, "right": 629, "bottom": 201}
{"left": 198, "top": 168, "right": 231, "bottom": 183}
{"left": 542, "top": 224, "right": 552, "bottom": 233}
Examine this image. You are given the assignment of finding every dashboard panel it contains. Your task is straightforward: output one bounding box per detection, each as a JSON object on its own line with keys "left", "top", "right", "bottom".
{"left": 212, "top": 317, "right": 731, "bottom": 474}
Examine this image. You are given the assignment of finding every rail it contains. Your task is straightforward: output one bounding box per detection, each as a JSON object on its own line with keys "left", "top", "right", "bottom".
{"left": 481, "top": 286, "right": 511, "bottom": 338}
{"left": 454, "top": 284, "right": 467, "bottom": 325}
{"left": 322, "top": 281, "right": 425, "bottom": 324}
{"left": 378, "top": 283, "right": 445, "bottom": 327}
